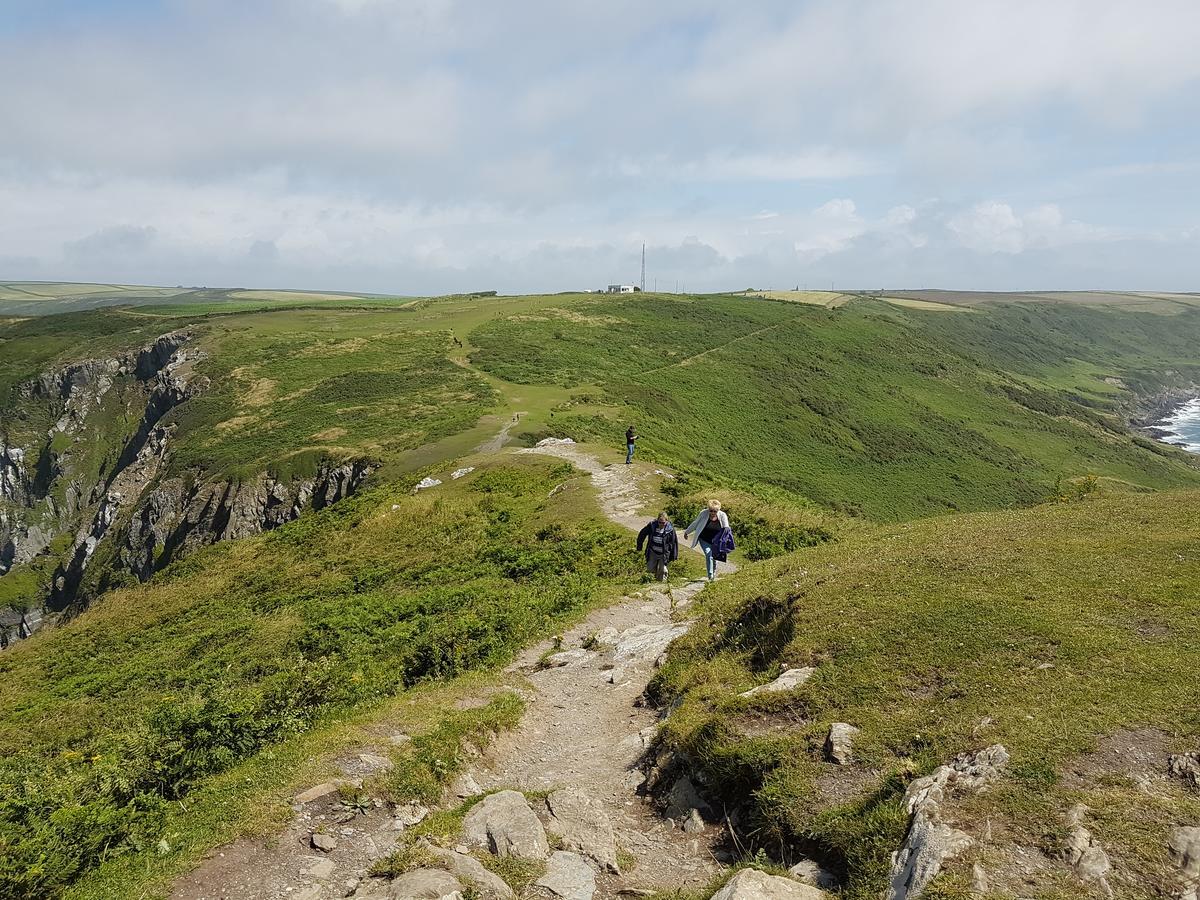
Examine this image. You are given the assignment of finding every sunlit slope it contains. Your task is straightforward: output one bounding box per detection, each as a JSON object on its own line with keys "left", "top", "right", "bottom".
{"left": 649, "top": 488, "right": 1200, "bottom": 898}
{"left": 469, "top": 293, "right": 1200, "bottom": 519}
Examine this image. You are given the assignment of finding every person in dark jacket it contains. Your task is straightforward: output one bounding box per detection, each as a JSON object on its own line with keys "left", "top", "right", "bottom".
{"left": 625, "top": 425, "right": 637, "bottom": 464}
{"left": 637, "top": 512, "right": 678, "bottom": 582}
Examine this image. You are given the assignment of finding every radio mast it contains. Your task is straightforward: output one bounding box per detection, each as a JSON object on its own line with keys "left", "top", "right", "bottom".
{"left": 640, "top": 243, "right": 646, "bottom": 292}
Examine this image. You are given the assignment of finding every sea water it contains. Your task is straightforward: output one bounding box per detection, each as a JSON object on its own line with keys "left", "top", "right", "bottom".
{"left": 1156, "top": 398, "right": 1200, "bottom": 453}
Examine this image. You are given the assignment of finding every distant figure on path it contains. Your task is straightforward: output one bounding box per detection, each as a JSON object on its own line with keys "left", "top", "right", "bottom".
{"left": 625, "top": 425, "right": 637, "bottom": 464}
{"left": 637, "top": 512, "right": 678, "bottom": 582}
{"left": 685, "top": 499, "right": 732, "bottom": 582}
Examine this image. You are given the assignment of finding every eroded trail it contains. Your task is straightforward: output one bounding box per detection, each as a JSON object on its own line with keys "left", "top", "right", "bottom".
{"left": 455, "top": 442, "right": 732, "bottom": 896}
{"left": 172, "top": 445, "right": 734, "bottom": 900}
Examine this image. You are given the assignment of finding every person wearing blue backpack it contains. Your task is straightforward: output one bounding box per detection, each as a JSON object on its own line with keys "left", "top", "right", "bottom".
{"left": 684, "top": 499, "right": 734, "bottom": 582}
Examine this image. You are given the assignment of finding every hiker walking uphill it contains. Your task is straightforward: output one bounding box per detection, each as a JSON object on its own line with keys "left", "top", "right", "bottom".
{"left": 685, "top": 499, "right": 734, "bottom": 582}
{"left": 636, "top": 512, "right": 679, "bottom": 582}
{"left": 625, "top": 425, "right": 637, "bottom": 464}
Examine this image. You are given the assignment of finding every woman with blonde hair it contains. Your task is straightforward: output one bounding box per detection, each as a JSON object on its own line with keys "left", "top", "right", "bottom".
{"left": 684, "top": 499, "right": 732, "bottom": 582}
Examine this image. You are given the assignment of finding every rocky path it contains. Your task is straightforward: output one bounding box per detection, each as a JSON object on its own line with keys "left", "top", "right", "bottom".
{"left": 172, "top": 444, "right": 740, "bottom": 900}
{"left": 455, "top": 441, "right": 734, "bottom": 897}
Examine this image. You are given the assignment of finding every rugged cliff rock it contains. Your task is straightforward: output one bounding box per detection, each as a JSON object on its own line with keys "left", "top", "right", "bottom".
{"left": 2, "top": 329, "right": 373, "bottom": 634}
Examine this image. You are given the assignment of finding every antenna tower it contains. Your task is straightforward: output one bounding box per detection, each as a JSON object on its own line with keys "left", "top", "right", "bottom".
{"left": 640, "top": 243, "right": 646, "bottom": 292}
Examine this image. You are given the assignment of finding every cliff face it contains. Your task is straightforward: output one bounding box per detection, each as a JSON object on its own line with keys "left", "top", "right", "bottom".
{"left": 1, "top": 330, "right": 373, "bottom": 632}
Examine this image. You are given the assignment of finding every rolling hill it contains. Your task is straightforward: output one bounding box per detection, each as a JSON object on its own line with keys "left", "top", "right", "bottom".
{"left": 1, "top": 284, "right": 1198, "bottom": 899}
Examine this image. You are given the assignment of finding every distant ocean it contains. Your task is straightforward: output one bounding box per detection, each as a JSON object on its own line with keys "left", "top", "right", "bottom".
{"left": 1155, "top": 398, "right": 1200, "bottom": 453}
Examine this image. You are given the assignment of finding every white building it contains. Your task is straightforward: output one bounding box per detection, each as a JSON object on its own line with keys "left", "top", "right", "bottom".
{"left": 606, "top": 284, "right": 639, "bottom": 294}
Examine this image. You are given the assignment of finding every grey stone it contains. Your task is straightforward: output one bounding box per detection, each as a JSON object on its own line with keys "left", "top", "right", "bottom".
{"left": 545, "top": 786, "right": 620, "bottom": 872}
{"left": 452, "top": 772, "right": 483, "bottom": 799}
{"left": 295, "top": 782, "right": 342, "bottom": 804}
{"left": 394, "top": 801, "right": 430, "bottom": 827}
{"left": 1170, "top": 753, "right": 1200, "bottom": 787}
{"left": 1062, "top": 805, "right": 1113, "bottom": 895}
{"left": 359, "top": 868, "right": 465, "bottom": 899}
{"left": 613, "top": 623, "right": 689, "bottom": 665}
{"left": 428, "top": 846, "right": 516, "bottom": 900}
{"left": 787, "top": 860, "right": 837, "bottom": 890}
{"left": 710, "top": 868, "right": 830, "bottom": 900}
{"left": 682, "top": 808, "right": 705, "bottom": 834}
{"left": 358, "top": 752, "right": 394, "bottom": 773}
{"left": 307, "top": 857, "right": 336, "bottom": 880}
{"left": 1171, "top": 825, "right": 1200, "bottom": 900}
{"left": 824, "top": 723, "right": 859, "bottom": 765}
{"left": 664, "top": 776, "right": 710, "bottom": 820}
{"left": 970, "top": 861, "right": 988, "bottom": 895}
{"left": 544, "top": 649, "right": 593, "bottom": 668}
{"left": 311, "top": 832, "right": 339, "bottom": 852}
{"left": 886, "top": 745, "right": 1009, "bottom": 900}
{"left": 462, "top": 790, "right": 550, "bottom": 859}
{"left": 535, "top": 851, "right": 596, "bottom": 900}
{"left": 740, "top": 667, "right": 815, "bottom": 697}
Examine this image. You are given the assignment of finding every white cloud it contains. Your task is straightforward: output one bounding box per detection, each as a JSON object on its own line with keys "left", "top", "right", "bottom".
{"left": 947, "top": 202, "right": 1115, "bottom": 254}
{"left": 0, "top": 0, "right": 1197, "bottom": 291}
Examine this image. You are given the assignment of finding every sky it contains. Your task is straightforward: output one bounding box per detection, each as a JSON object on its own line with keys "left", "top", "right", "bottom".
{"left": 2, "top": 0, "right": 1198, "bottom": 294}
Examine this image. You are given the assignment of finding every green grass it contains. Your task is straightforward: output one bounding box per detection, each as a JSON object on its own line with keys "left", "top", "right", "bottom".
{"left": 469, "top": 294, "right": 1200, "bottom": 519}
{"left": 648, "top": 489, "right": 1200, "bottom": 898}
{"left": 0, "top": 456, "right": 644, "bottom": 899}
{"left": 166, "top": 311, "right": 498, "bottom": 479}
{"left": 6, "top": 285, "right": 1200, "bottom": 899}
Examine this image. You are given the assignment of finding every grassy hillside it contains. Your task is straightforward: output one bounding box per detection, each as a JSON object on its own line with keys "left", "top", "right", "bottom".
{"left": 3, "top": 285, "right": 1200, "bottom": 899}
{"left": 469, "top": 293, "right": 1200, "bottom": 519}
{"left": 0, "top": 456, "right": 643, "bottom": 898}
{"left": 648, "top": 489, "right": 1200, "bottom": 899}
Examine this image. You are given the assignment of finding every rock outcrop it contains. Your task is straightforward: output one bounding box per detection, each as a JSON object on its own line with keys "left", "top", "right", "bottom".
{"left": 1061, "top": 804, "right": 1113, "bottom": 896}
{"left": 2, "top": 328, "right": 374, "bottom": 630}
{"left": 462, "top": 790, "right": 550, "bottom": 860}
{"left": 1170, "top": 753, "right": 1200, "bottom": 788}
{"left": 886, "top": 744, "right": 1009, "bottom": 900}
{"left": 824, "top": 723, "right": 858, "bottom": 765}
{"left": 359, "top": 868, "right": 464, "bottom": 899}
{"left": 426, "top": 845, "right": 515, "bottom": 900}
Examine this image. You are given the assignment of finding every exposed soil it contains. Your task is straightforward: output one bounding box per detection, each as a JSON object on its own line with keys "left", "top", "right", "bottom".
{"left": 170, "top": 443, "right": 736, "bottom": 900}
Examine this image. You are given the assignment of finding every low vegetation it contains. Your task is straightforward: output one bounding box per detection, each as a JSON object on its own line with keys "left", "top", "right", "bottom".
{"left": 0, "top": 458, "right": 641, "bottom": 898}
{"left": 470, "top": 294, "right": 1200, "bottom": 520}
{"left": 648, "top": 489, "right": 1200, "bottom": 898}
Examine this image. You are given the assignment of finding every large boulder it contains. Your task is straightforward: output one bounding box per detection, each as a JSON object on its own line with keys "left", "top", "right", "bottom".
{"left": 358, "top": 868, "right": 464, "bottom": 899}
{"left": 545, "top": 787, "right": 620, "bottom": 873}
{"left": 462, "top": 790, "right": 550, "bottom": 860}
{"left": 710, "top": 868, "right": 830, "bottom": 900}
{"left": 534, "top": 851, "right": 596, "bottom": 900}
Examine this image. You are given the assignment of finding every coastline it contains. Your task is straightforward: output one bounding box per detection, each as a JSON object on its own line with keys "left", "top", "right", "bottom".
{"left": 1133, "top": 389, "right": 1200, "bottom": 453}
